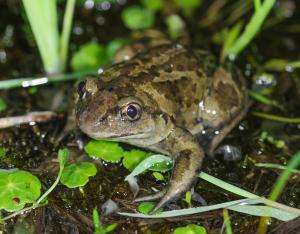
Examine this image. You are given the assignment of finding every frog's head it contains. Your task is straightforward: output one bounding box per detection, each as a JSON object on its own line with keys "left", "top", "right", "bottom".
{"left": 75, "top": 76, "right": 173, "bottom": 147}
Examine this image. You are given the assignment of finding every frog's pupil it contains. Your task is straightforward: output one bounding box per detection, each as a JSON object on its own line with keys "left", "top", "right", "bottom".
{"left": 127, "top": 105, "right": 137, "bottom": 118}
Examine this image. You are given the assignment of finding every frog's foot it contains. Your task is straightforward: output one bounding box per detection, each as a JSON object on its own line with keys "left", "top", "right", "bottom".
{"left": 149, "top": 145, "right": 205, "bottom": 214}
{"left": 134, "top": 189, "right": 166, "bottom": 202}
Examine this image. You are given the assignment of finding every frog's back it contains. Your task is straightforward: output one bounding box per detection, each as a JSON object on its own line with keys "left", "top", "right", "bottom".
{"left": 101, "top": 43, "right": 247, "bottom": 135}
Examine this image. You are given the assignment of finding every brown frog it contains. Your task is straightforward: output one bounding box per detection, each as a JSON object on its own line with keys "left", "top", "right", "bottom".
{"left": 75, "top": 42, "right": 249, "bottom": 213}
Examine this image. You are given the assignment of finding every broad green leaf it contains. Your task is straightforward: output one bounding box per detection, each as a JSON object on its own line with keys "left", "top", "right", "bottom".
{"left": 121, "top": 5, "right": 154, "bottom": 30}
{"left": 174, "top": 224, "right": 207, "bottom": 234}
{"left": 0, "top": 170, "right": 41, "bottom": 211}
{"left": 85, "top": 140, "right": 124, "bottom": 162}
{"left": 71, "top": 42, "right": 108, "bottom": 72}
{"left": 123, "top": 149, "right": 149, "bottom": 171}
{"left": 60, "top": 162, "right": 97, "bottom": 188}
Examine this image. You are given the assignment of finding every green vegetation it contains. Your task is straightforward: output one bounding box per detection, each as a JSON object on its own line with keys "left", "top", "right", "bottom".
{"left": 60, "top": 162, "right": 97, "bottom": 188}
{"left": 122, "top": 5, "right": 155, "bottom": 30}
{"left": 252, "top": 112, "right": 300, "bottom": 123}
{"left": 84, "top": 140, "right": 124, "bottom": 162}
{"left": 227, "top": 0, "right": 276, "bottom": 59}
{"left": 93, "top": 208, "right": 118, "bottom": 234}
{"left": 84, "top": 139, "right": 172, "bottom": 172}
{"left": 258, "top": 151, "right": 300, "bottom": 233}
{"left": 137, "top": 202, "right": 162, "bottom": 215}
{"left": 173, "top": 224, "right": 207, "bottom": 234}
{"left": 0, "top": 98, "right": 7, "bottom": 112}
{"left": 22, "top": 0, "right": 75, "bottom": 74}
{"left": 223, "top": 209, "right": 233, "bottom": 234}
{"left": 71, "top": 42, "right": 108, "bottom": 72}
{"left": 0, "top": 147, "right": 8, "bottom": 158}
{"left": 182, "top": 191, "right": 192, "bottom": 208}
{"left": 0, "top": 148, "right": 98, "bottom": 221}
{"left": 119, "top": 155, "right": 300, "bottom": 221}
{"left": 0, "top": 170, "right": 41, "bottom": 212}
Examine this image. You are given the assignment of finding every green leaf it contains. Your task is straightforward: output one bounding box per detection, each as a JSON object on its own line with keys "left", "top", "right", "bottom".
{"left": 121, "top": 5, "right": 155, "bottom": 30}
{"left": 93, "top": 207, "right": 118, "bottom": 234}
{"left": 58, "top": 148, "right": 70, "bottom": 169}
{"left": 149, "top": 161, "right": 173, "bottom": 172}
{"left": 174, "top": 224, "right": 207, "bottom": 234}
{"left": 71, "top": 42, "right": 109, "bottom": 72}
{"left": 125, "top": 155, "right": 172, "bottom": 181}
{"left": 137, "top": 202, "right": 162, "bottom": 215}
{"left": 183, "top": 191, "right": 192, "bottom": 208}
{"left": 123, "top": 149, "right": 149, "bottom": 171}
{"left": 0, "top": 98, "right": 7, "bottom": 112}
{"left": 0, "top": 147, "right": 8, "bottom": 158}
{"left": 60, "top": 162, "right": 97, "bottom": 188}
{"left": 104, "top": 223, "right": 118, "bottom": 233}
{"left": 142, "top": 0, "right": 162, "bottom": 11}
{"left": 85, "top": 140, "right": 124, "bottom": 162}
{"left": 0, "top": 170, "right": 41, "bottom": 212}
{"left": 93, "top": 208, "right": 101, "bottom": 229}
{"left": 165, "top": 14, "right": 186, "bottom": 39}
{"left": 152, "top": 172, "right": 165, "bottom": 181}
{"left": 174, "top": 0, "right": 202, "bottom": 16}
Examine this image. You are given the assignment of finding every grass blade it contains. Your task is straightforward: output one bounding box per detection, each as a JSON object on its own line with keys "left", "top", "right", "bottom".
{"left": 251, "top": 112, "right": 300, "bottom": 123}
{"left": 60, "top": 0, "right": 76, "bottom": 70}
{"left": 229, "top": 205, "right": 298, "bottom": 221}
{"left": 227, "top": 0, "right": 276, "bottom": 58}
{"left": 22, "top": 0, "right": 61, "bottom": 74}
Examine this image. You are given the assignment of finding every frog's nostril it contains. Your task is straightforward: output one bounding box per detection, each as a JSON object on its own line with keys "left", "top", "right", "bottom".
{"left": 77, "top": 80, "right": 86, "bottom": 97}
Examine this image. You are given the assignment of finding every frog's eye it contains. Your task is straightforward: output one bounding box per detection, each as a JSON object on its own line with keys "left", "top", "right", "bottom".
{"left": 121, "top": 103, "right": 142, "bottom": 121}
{"left": 77, "top": 80, "right": 86, "bottom": 98}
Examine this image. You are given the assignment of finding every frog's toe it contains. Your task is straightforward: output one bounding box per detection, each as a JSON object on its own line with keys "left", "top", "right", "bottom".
{"left": 134, "top": 189, "right": 166, "bottom": 202}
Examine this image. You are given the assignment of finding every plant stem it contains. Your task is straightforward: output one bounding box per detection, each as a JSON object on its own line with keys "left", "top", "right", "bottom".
{"left": 60, "top": 0, "right": 76, "bottom": 71}
{"left": 253, "top": 0, "right": 261, "bottom": 12}
{"left": 223, "top": 209, "right": 233, "bottom": 234}
{"left": 251, "top": 111, "right": 300, "bottom": 123}
{"left": 0, "top": 70, "right": 97, "bottom": 90}
{"left": 255, "top": 163, "right": 300, "bottom": 175}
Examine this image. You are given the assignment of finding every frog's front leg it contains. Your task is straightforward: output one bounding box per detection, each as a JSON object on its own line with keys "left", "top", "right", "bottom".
{"left": 137, "top": 127, "right": 205, "bottom": 214}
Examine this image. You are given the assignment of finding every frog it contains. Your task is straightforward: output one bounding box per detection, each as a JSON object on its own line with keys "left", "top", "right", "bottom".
{"left": 75, "top": 42, "right": 249, "bottom": 214}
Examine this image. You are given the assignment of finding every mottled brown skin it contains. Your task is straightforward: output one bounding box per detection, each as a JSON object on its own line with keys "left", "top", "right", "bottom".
{"left": 75, "top": 43, "right": 248, "bottom": 213}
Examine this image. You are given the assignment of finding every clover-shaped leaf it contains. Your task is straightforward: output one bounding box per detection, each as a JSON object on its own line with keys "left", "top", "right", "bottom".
{"left": 0, "top": 170, "right": 41, "bottom": 212}
{"left": 85, "top": 140, "right": 124, "bottom": 162}
{"left": 60, "top": 162, "right": 97, "bottom": 188}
